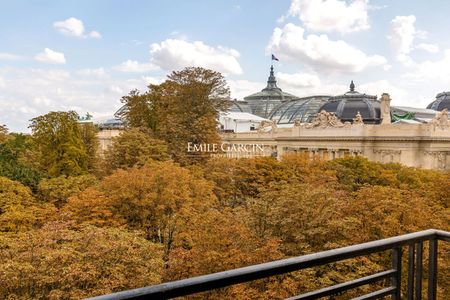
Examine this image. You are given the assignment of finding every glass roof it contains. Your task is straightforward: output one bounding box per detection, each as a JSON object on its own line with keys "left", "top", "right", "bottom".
{"left": 269, "top": 96, "right": 331, "bottom": 124}
{"left": 243, "top": 65, "right": 298, "bottom": 118}
{"left": 228, "top": 100, "right": 252, "bottom": 113}
{"left": 318, "top": 82, "right": 381, "bottom": 124}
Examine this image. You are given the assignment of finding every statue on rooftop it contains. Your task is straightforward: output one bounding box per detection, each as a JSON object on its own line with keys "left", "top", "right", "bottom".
{"left": 328, "top": 112, "right": 345, "bottom": 128}
{"left": 257, "top": 120, "right": 274, "bottom": 133}
{"left": 353, "top": 111, "right": 364, "bottom": 125}
{"left": 306, "top": 110, "right": 344, "bottom": 129}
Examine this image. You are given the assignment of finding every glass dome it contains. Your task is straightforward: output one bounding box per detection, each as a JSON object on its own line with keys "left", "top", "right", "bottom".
{"left": 244, "top": 65, "right": 298, "bottom": 118}
{"left": 269, "top": 95, "right": 331, "bottom": 124}
{"left": 228, "top": 99, "right": 252, "bottom": 113}
{"left": 427, "top": 92, "right": 450, "bottom": 111}
{"left": 318, "top": 81, "right": 381, "bottom": 124}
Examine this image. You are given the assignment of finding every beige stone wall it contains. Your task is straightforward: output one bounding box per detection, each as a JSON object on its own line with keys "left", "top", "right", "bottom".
{"left": 222, "top": 123, "right": 450, "bottom": 170}
{"left": 96, "top": 123, "right": 450, "bottom": 170}
{"left": 97, "top": 129, "right": 122, "bottom": 156}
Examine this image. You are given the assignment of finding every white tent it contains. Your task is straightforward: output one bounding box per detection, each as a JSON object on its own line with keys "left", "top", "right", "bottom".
{"left": 219, "top": 112, "right": 269, "bottom": 133}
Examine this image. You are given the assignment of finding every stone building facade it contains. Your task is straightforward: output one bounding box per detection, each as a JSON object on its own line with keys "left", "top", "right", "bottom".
{"left": 221, "top": 110, "right": 450, "bottom": 170}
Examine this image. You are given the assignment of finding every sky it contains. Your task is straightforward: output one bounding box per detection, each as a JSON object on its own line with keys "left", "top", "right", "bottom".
{"left": 1, "top": 0, "right": 450, "bottom": 132}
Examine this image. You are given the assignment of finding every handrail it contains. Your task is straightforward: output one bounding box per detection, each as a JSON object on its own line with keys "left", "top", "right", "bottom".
{"left": 88, "top": 229, "right": 450, "bottom": 300}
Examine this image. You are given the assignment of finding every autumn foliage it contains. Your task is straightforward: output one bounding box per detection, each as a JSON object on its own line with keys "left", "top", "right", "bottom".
{"left": 0, "top": 151, "right": 448, "bottom": 299}
{"left": 0, "top": 68, "right": 449, "bottom": 299}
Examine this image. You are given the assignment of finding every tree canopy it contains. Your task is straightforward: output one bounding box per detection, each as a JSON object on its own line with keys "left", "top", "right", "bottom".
{"left": 104, "top": 128, "right": 170, "bottom": 172}
{"left": 120, "top": 67, "right": 230, "bottom": 164}
{"left": 29, "top": 111, "right": 91, "bottom": 177}
{"left": 0, "top": 67, "right": 449, "bottom": 298}
{"left": 0, "top": 152, "right": 448, "bottom": 298}
{"left": 0, "top": 222, "right": 164, "bottom": 299}
{"left": 0, "top": 133, "right": 43, "bottom": 190}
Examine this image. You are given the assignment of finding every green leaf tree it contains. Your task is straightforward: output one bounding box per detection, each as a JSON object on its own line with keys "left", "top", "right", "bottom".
{"left": 0, "top": 124, "right": 8, "bottom": 143}
{"left": 29, "top": 111, "right": 90, "bottom": 177}
{"left": 0, "top": 133, "right": 43, "bottom": 190}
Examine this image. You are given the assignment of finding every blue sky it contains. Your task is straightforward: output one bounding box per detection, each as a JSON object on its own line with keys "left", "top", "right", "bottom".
{"left": 1, "top": 0, "right": 450, "bottom": 132}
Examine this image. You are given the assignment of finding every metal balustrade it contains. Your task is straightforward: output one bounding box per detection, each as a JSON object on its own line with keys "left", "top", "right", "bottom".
{"left": 88, "top": 229, "right": 450, "bottom": 300}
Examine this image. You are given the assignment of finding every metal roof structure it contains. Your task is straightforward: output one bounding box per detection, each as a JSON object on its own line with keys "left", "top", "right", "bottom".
{"left": 243, "top": 65, "right": 298, "bottom": 118}
{"left": 318, "top": 81, "right": 381, "bottom": 124}
{"left": 269, "top": 95, "right": 331, "bottom": 124}
{"left": 427, "top": 91, "right": 450, "bottom": 111}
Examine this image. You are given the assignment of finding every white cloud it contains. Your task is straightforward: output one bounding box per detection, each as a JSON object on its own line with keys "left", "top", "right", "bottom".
{"left": 0, "top": 67, "right": 153, "bottom": 132}
{"left": 228, "top": 79, "right": 264, "bottom": 99}
{"left": 281, "top": 0, "right": 370, "bottom": 33}
{"left": 388, "top": 15, "right": 438, "bottom": 66}
{"left": 282, "top": 80, "right": 347, "bottom": 98}
{"left": 416, "top": 43, "right": 439, "bottom": 54}
{"left": 276, "top": 72, "right": 321, "bottom": 88}
{"left": 388, "top": 15, "right": 417, "bottom": 66}
{"left": 35, "top": 48, "right": 66, "bottom": 64}
{"left": 54, "top": 17, "right": 84, "bottom": 37}
{"left": 53, "top": 17, "right": 101, "bottom": 39}
{"left": 404, "top": 49, "right": 450, "bottom": 83}
{"left": 272, "top": 73, "right": 409, "bottom": 106}
{"left": 88, "top": 30, "right": 102, "bottom": 39}
{"left": 150, "top": 39, "right": 243, "bottom": 75}
{"left": 358, "top": 80, "right": 408, "bottom": 104}
{"left": 141, "top": 76, "right": 164, "bottom": 85}
{"left": 229, "top": 74, "right": 344, "bottom": 100}
{"left": 267, "top": 23, "right": 387, "bottom": 73}
{"left": 77, "top": 67, "right": 108, "bottom": 78}
{"left": 30, "top": 69, "right": 71, "bottom": 81}
{"left": 0, "top": 52, "right": 25, "bottom": 61}
{"left": 113, "top": 60, "right": 159, "bottom": 73}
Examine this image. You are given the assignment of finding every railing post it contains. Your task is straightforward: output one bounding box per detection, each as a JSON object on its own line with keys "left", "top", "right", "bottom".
{"left": 427, "top": 238, "right": 438, "bottom": 300}
{"left": 392, "top": 247, "right": 402, "bottom": 300}
{"left": 414, "top": 241, "right": 423, "bottom": 300}
{"left": 407, "top": 244, "right": 415, "bottom": 300}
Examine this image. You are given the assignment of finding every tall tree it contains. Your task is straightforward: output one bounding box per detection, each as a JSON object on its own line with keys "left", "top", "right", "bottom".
{"left": 118, "top": 89, "right": 155, "bottom": 129}
{"left": 29, "top": 111, "right": 89, "bottom": 177}
{"left": 79, "top": 122, "right": 100, "bottom": 172}
{"left": 0, "top": 124, "right": 8, "bottom": 143}
{"left": 120, "top": 67, "right": 230, "bottom": 164}
{"left": 151, "top": 67, "right": 230, "bottom": 164}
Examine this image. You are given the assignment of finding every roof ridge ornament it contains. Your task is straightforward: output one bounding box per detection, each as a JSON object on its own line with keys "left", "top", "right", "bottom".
{"left": 350, "top": 80, "right": 355, "bottom": 92}
{"left": 262, "top": 64, "right": 282, "bottom": 92}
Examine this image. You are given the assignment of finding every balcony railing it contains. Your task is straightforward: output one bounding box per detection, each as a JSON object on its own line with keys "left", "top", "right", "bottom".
{"left": 89, "top": 229, "right": 450, "bottom": 300}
